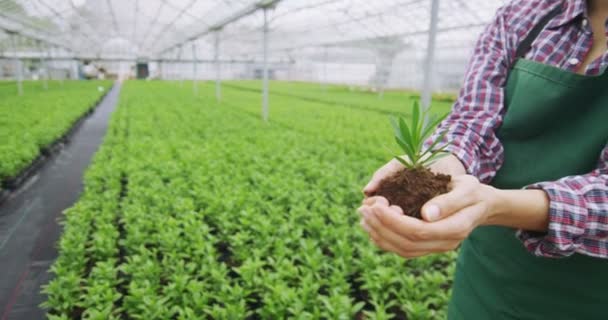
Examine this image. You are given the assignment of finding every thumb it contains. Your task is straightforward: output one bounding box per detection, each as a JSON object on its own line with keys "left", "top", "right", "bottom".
{"left": 421, "top": 179, "right": 478, "bottom": 222}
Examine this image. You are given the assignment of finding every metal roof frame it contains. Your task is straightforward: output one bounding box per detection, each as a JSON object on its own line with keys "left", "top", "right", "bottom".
{"left": 156, "top": 0, "right": 283, "bottom": 57}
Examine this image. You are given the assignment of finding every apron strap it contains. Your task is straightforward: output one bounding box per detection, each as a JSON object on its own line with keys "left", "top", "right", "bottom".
{"left": 514, "top": 4, "right": 563, "bottom": 59}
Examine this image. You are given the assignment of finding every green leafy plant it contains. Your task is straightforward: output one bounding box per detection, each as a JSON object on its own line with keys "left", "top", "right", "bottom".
{"left": 389, "top": 101, "right": 450, "bottom": 169}
{"left": 43, "top": 81, "right": 456, "bottom": 319}
{"left": 0, "top": 80, "right": 111, "bottom": 181}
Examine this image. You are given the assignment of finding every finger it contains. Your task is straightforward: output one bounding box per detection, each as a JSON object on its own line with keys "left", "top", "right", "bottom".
{"left": 358, "top": 202, "right": 386, "bottom": 219}
{"left": 360, "top": 218, "right": 371, "bottom": 233}
{"left": 365, "top": 208, "right": 458, "bottom": 252}
{"left": 421, "top": 176, "right": 480, "bottom": 222}
{"left": 371, "top": 204, "right": 429, "bottom": 240}
{"left": 389, "top": 205, "right": 404, "bottom": 215}
{"left": 363, "top": 160, "right": 403, "bottom": 196}
{"left": 362, "top": 196, "right": 389, "bottom": 207}
{"left": 357, "top": 205, "right": 368, "bottom": 218}
{"left": 421, "top": 203, "right": 486, "bottom": 240}
{"left": 373, "top": 203, "right": 472, "bottom": 241}
{"left": 369, "top": 231, "right": 433, "bottom": 258}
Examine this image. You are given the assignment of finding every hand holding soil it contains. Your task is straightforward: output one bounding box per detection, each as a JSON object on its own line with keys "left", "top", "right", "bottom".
{"left": 359, "top": 174, "right": 499, "bottom": 258}
{"left": 363, "top": 103, "right": 467, "bottom": 219}
{"left": 363, "top": 154, "right": 466, "bottom": 218}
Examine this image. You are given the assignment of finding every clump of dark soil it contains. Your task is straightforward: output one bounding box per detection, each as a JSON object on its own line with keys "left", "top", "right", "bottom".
{"left": 371, "top": 167, "right": 450, "bottom": 219}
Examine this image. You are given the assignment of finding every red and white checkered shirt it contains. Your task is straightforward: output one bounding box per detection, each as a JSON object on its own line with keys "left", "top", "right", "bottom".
{"left": 429, "top": 0, "right": 608, "bottom": 258}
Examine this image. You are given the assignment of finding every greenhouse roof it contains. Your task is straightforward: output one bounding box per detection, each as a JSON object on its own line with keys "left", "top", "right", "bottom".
{"left": 0, "top": 0, "right": 505, "bottom": 60}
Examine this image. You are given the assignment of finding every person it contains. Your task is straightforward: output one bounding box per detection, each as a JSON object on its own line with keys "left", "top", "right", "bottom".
{"left": 359, "top": 0, "right": 608, "bottom": 319}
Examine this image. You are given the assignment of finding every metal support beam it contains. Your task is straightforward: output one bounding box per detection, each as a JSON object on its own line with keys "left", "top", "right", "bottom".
{"left": 158, "top": 58, "right": 163, "bottom": 80}
{"left": 157, "top": 0, "right": 282, "bottom": 56}
{"left": 192, "top": 42, "right": 198, "bottom": 96}
{"left": 37, "top": 41, "right": 49, "bottom": 90}
{"left": 234, "top": 21, "right": 483, "bottom": 59}
{"left": 53, "top": 47, "right": 64, "bottom": 86}
{"left": 0, "top": 54, "right": 292, "bottom": 65}
{"left": 262, "top": 9, "right": 270, "bottom": 122}
{"left": 9, "top": 33, "right": 22, "bottom": 96}
{"left": 106, "top": 0, "right": 119, "bottom": 34}
{"left": 322, "top": 45, "right": 328, "bottom": 92}
{"left": 72, "top": 58, "right": 79, "bottom": 80}
{"left": 214, "top": 31, "right": 221, "bottom": 102}
{"left": 0, "top": 13, "right": 71, "bottom": 51}
{"left": 178, "top": 45, "right": 183, "bottom": 86}
{"left": 421, "top": 0, "right": 440, "bottom": 111}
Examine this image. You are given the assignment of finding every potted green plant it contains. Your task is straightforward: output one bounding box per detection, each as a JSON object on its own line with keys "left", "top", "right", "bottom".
{"left": 370, "top": 101, "right": 451, "bottom": 219}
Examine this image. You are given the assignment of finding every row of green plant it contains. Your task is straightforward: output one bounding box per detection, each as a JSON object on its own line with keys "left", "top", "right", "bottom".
{"left": 0, "top": 80, "right": 112, "bottom": 184}
{"left": 44, "top": 81, "right": 455, "bottom": 319}
{"left": 222, "top": 80, "right": 456, "bottom": 114}
{"left": 0, "top": 80, "right": 81, "bottom": 98}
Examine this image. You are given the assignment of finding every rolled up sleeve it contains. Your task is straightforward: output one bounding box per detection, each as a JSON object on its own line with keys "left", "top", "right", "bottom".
{"left": 517, "top": 145, "right": 608, "bottom": 258}
{"left": 425, "top": 5, "right": 516, "bottom": 183}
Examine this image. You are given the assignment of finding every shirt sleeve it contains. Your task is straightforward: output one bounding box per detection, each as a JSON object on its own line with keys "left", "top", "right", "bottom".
{"left": 517, "top": 145, "right": 608, "bottom": 258}
{"left": 425, "top": 5, "right": 516, "bottom": 183}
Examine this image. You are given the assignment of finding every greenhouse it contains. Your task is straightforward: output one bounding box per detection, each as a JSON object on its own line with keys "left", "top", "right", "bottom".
{"left": 3, "top": 0, "right": 608, "bottom": 319}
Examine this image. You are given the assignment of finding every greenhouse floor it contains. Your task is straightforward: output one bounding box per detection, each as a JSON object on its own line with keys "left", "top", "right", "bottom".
{"left": 0, "top": 83, "right": 121, "bottom": 320}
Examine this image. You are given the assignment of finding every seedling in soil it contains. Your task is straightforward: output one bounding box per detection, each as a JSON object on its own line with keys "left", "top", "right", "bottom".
{"left": 371, "top": 101, "right": 451, "bottom": 219}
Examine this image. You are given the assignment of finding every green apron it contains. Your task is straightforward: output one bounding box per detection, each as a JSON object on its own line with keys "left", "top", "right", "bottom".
{"left": 448, "top": 28, "right": 608, "bottom": 320}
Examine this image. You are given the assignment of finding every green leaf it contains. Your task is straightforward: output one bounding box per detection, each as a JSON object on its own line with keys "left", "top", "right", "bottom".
{"left": 389, "top": 116, "right": 401, "bottom": 138}
{"left": 395, "top": 137, "right": 415, "bottom": 161}
{"left": 421, "top": 149, "right": 451, "bottom": 167}
{"left": 398, "top": 117, "right": 415, "bottom": 158}
{"left": 421, "top": 113, "right": 437, "bottom": 140}
{"left": 419, "top": 131, "right": 449, "bottom": 161}
{"left": 394, "top": 155, "right": 413, "bottom": 169}
{"left": 410, "top": 100, "right": 420, "bottom": 146}
{"left": 421, "top": 111, "right": 449, "bottom": 141}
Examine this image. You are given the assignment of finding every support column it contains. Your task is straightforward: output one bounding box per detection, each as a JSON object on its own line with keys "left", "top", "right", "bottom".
{"left": 178, "top": 45, "right": 183, "bottom": 86}
{"left": 192, "top": 42, "right": 198, "bottom": 96}
{"left": 9, "top": 32, "right": 23, "bottom": 96}
{"left": 261, "top": 8, "right": 270, "bottom": 122}
{"left": 286, "top": 50, "right": 293, "bottom": 82}
{"left": 158, "top": 58, "right": 163, "bottom": 80}
{"left": 42, "top": 42, "right": 49, "bottom": 89}
{"left": 421, "top": 0, "right": 440, "bottom": 111}
{"left": 72, "top": 56, "right": 79, "bottom": 80}
{"left": 53, "top": 47, "right": 64, "bottom": 86}
{"left": 322, "top": 45, "right": 328, "bottom": 92}
{"left": 214, "top": 31, "right": 221, "bottom": 102}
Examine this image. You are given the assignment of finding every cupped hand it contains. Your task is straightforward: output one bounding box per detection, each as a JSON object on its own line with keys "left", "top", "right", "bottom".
{"left": 359, "top": 175, "right": 499, "bottom": 258}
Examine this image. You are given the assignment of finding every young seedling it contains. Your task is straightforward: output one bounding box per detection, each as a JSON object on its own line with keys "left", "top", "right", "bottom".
{"left": 371, "top": 101, "right": 452, "bottom": 219}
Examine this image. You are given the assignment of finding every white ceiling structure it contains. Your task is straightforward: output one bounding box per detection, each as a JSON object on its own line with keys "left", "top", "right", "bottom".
{"left": 0, "top": 0, "right": 505, "bottom": 61}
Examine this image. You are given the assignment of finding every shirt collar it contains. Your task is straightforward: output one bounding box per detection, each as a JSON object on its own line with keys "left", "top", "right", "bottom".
{"left": 547, "top": 0, "right": 587, "bottom": 29}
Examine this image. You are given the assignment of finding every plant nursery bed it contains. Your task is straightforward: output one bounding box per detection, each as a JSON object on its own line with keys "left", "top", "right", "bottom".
{"left": 223, "top": 83, "right": 405, "bottom": 116}
{"left": 1, "top": 85, "right": 113, "bottom": 197}
{"left": 0, "top": 83, "right": 121, "bottom": 320}
{"left": 41, "top": 81, "right": 455, "bottom": 319}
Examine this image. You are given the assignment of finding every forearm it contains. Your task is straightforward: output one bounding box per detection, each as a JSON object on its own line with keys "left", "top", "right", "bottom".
{"left": 485, "top": 188, "right": 550, "bottom": 232}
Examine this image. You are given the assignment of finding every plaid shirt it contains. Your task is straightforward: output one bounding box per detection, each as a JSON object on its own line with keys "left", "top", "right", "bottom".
{"left": 429, "top": 0, "right": 608, "bottom": 258}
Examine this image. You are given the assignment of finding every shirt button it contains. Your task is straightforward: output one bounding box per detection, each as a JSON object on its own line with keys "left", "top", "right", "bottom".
{"left": 569, "top": 57, "right": 580, "bottom": 65}
{"left": 582, "top": 18, "right": 588, "bottom": 28}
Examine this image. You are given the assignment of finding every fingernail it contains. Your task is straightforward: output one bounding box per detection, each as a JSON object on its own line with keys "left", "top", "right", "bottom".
{"left": 424, "top": 205, "right": 440, "bottom": 221}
